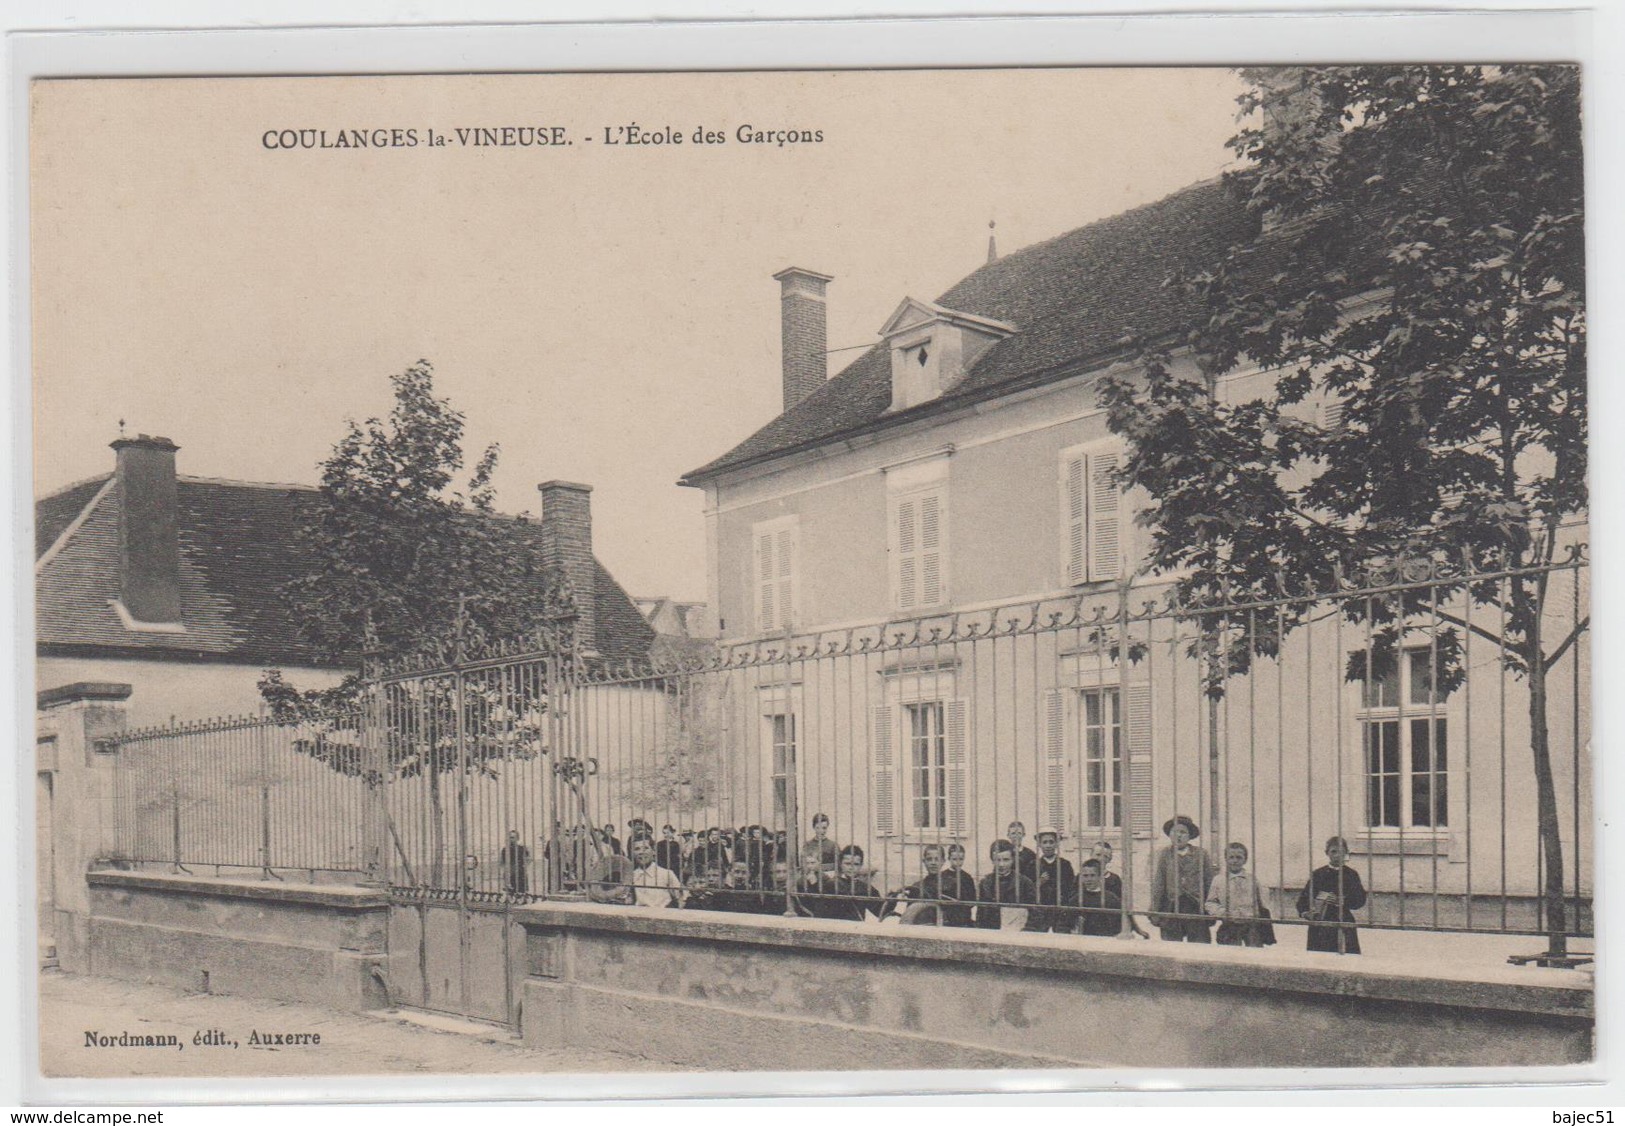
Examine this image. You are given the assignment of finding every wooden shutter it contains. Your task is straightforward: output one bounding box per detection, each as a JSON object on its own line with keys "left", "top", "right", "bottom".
{"left": 1124, "top": 683, "right": 1153, "bottom": 836}
{"left": 1044, "top": 689, "right": 1068, "bottom": 833}
{"left": 1062, "top": 453, "right": 1087, "bottom": 586}
{"left": 895, "top": 498, "right": 918, "bottom": 611}
{"left": 920, "top": 493, "right": 944, "bottom": 606}
{"left": 872, "top": 703, "right": 896, "bottom": 836}
{"left": 1320, "top": 398, "right": 1347, "bottom": 432}
{"left": 945, "top": 699, "right": 969, "bottom": 835}
{"left": 754, "top": 530, "right": 778, "bottom": 633}
{"left": 1088, "top": 450, "right": 1122, "bottom": 581}
{"left": 775, "top": 525, "right": 796, "bottom": 632}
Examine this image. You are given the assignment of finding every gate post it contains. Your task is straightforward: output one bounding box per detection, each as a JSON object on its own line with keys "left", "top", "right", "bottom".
{"left": 361, "top": 673, "right": 389, "bottom": 888}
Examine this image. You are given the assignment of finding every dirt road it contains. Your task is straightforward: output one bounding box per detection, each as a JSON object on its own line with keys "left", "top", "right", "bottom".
{"left": 38, "top": 970, "right": 662, "bottom": 1080}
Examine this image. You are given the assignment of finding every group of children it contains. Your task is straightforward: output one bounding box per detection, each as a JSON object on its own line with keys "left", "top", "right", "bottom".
{"left": 1151, "top": 814, "right": 1369, "bottom": 954}
{"left": 583, "top": 809, "right": 1370, "bottom": 955}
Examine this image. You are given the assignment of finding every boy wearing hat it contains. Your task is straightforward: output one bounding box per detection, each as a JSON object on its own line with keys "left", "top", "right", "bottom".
{"left": 1031, "top": 826, "right": 1079, "bottom": 932}
{"left": 1148, "top": 814, "right": 1217, "bottom": 943}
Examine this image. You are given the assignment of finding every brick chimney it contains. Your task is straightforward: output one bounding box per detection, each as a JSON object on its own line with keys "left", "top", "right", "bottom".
{"left": 110, "top": 434, "right": 182, "bottom": 624}
{"left": 538, "top": 480, "right": 596, "bottom": 655}
{"left": 773, "top": 267, "right": 832, "bottom": 413}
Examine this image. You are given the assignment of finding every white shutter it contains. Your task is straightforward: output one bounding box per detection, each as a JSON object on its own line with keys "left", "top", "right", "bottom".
{"left": 1044, "top": 689, "right": 1068, "bottom": 833}
{"left": 895, "top": 498, "right": 918, "bottom": 611}
{"left": 1320, "top": 398, "right": 1347, "bottom": 432}
{"left": 1125, "top": 683, "right": 1153, "bottom": 836}
{"left": 920, "top": 493, "right": 943, "bottom": 606}
{"left": 872, "top": 704, "right": 896, "bottom": 836}
{"left": 754, "top": 531, "right": 777, "bottom": 633}
{"left": 775, "top": 525, "right": 796, "bottom": 632}
{"left": 945, "top": 699, "right": 969, "bottom": 835}
{"left": 1062, "top": 453, "right": 1087, "bottom": 586}
{"left": 1088, "top": 450, "right": 1122, "bottom": 582}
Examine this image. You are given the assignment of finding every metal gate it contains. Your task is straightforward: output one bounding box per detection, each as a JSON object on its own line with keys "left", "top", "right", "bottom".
{"left": 371, "top": 623, "right": 581, "bottom": 1028}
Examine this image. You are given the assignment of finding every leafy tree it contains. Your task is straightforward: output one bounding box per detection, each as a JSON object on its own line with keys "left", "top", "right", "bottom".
{"left": 260, "top": 360, "right": 570, "bottom": 885}
{"left": 1099, "top": 65, "right": 1585, "bottom": 954}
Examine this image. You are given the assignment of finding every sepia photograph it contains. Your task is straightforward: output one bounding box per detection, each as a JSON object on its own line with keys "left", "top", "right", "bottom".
{"left": 25, "top": 59, "right": 1592, "bottom": 1089}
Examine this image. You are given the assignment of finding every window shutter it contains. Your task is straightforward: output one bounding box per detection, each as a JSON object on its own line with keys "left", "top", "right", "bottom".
{"left": 1320, "top": 398, "right": 1347, "bottom": 432}
{"left": 775, "top": 525, "right": 796, "bottom": 632}
{"left": 1088, "top": 450, "right": 1122, "bottom": 582}
{"left": 920, "top": 493, "right": 943, "bottom": 606}
{"left": 895, "top": 498, "right": 918, "bottom": 611}
{"left": 754, "top": 531, "right": 777, "bottom": 633}
{"left": 1044, "top": 689, "right": 1068, "bottom": 833}
{"left": 1062, "top": 454, "right": 1087, "bottom": 586}
{"left": 945, "top": 698, "right": 969, "bottom": 835}
{"left": 1124, "top": 683, "right": 1153, "bottom": 836}
{"left": 872, "top": 704, "right": 896, "bottom": 836}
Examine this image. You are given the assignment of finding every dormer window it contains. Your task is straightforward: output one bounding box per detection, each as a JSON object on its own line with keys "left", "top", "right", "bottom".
{"left": 879, "top": 298, "right": 1015, "bottom": 413}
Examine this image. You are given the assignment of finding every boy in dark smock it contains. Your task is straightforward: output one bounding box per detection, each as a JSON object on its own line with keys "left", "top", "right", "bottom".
{"left": 1296, "top": 836, "right": 1368, "bottom": 954}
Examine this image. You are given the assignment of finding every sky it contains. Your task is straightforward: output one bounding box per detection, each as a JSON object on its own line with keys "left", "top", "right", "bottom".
{"left": 31, "top": 68, "right": 1246, "bottom": 602}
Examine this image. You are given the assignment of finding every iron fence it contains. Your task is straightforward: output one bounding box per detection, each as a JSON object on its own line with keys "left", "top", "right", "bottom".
{"left": 105, "top": 549, "right": 1591, "bottom": 954}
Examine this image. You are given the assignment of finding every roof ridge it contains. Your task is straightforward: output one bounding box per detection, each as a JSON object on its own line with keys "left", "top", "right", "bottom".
{"left": 34, "top": 471, "right": 112, "bottom": 503}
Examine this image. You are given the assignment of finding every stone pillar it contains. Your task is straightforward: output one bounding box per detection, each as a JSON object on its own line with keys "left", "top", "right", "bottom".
{"left": 36, "top": 682, "right": 132, "bottom": 973}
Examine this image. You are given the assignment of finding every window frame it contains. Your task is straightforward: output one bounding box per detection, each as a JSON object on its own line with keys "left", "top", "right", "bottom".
{"left": 750, "top": 514, "right": 800, "bottom": 636}
{"left": 1356, "top": 643, "right": 1452, "bottom": 836}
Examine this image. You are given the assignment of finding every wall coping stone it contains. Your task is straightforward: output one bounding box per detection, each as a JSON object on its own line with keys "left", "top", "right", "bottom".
{"left": 513, "top": 901, "right": 1592, "bottom": 1020}
{"left": 88, "top": 869, "right": 387, "bottom": 910}
{"left": 38, "top": 681, "right": 134, "bottom": 709}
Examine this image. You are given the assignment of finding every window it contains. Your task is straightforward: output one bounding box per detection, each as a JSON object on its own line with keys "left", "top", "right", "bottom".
{"left": 1060, "top": 441, "right": 1124, "bottom": 585}
{"left": 1359, "top": 646, "right": 1450, "bottom": 830}
{"left": 906, "top": 702, "right": 947, "bottom": 830}
{"left": 768, "top": 713, "right": 797, "bottom": 827}
{"left": 872, "top": 697, "right": 967, "bottom": 837}
{"left": 890, "top": 488, "right": 948, "bottom": 611}
{"left": 1045, "top": 683, "right": 1151, "bottom": 836}
{"left": 1080, "top": 689, "right": 1123, "bottom": 830}
{"left": 752, "top": 516, "right": 798, "bottom": 634}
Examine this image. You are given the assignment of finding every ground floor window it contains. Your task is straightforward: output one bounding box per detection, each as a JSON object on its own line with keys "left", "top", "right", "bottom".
{"left": 1359, "top": 645, "right": 1449, "bottom": 829}
{"left": 906, "top": 701, "right": 947, "bottom": 830}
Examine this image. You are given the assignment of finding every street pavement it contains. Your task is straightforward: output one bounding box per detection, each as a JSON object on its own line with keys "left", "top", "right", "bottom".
{"left": 37, "top": 970, "right": 657, "bottom": 1080}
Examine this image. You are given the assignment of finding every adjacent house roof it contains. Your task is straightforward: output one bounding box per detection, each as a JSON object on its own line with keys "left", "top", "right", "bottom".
{"left": 681, "top": 177, "right": 1257, "bottom": 483}
{"left": 35, "top": 475, "right": 655, "bottom": 667}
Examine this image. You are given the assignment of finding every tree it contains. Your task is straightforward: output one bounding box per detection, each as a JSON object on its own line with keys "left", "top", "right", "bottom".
{"left": 260, "top": 360, "right": 571, "bottom": 885}
{"left": 1098, "top": 66, "right": 1586, "bottom": 956}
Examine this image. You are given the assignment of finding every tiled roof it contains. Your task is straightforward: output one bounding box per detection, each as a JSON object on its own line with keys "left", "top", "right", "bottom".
{"left": 683, "top": 178, "right": 1257, "bottom": 482}
{"left": 36, "top": 476, "right": 654, "bottom": 667}
{"left": 36, "top": 474, "right": 112, "bottom": 558}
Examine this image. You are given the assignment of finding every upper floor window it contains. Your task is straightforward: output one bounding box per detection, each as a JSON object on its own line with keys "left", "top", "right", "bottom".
{"left": 752, "top": 515, "right": 798, "bottom": 634}
{"left": 1060, "top": 440, "right": 1124, "bottom": 585}
{"left": 885, "top": 452, "right": 951, "bottom": 613}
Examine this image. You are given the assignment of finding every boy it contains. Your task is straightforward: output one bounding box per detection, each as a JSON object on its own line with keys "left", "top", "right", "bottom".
{"left": 1206, "top": 841, "right": 1271, "bottom": 947}
{"left": 1148, "top": 815, "right": 1216, "bottom": 943}
{"left": 1297, "top": 835, "right": 1368, "bottom": 954}
{"left": 1091, "top": 840, "right": 1150, "bottom": 938}
{"left": 1075, "top": 859, "right": 1124, "bottom": 937}
{"left": 975, "top": 839, "right": 1040, "bottom": 931}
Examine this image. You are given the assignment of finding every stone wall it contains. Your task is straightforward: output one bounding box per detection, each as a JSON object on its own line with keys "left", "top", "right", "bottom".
{"left": 514, "top": 903, "right": 1593, "bottom": 1070}
{"left": 85, "top": 871, "right": 389, "bottom": 1011}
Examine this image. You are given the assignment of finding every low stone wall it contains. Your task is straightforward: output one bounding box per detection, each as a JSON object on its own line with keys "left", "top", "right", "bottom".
{"left": 514, "top": 903, "right": 1594, "bottom": 1070}
{"left": 85, "top": 870, "right": 390, "bottom": 1011}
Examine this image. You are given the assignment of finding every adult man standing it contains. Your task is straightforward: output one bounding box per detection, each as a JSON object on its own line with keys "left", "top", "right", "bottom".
{"left": 498, "top": 829, "right": 531, "bottom": 896}
{"left": 1030, "top": 827, "right": 1078, "bottom": 933}
{"left": 975, "top": 839, "right": 1040, "bottom": 931}
{"left": 626, "top": 836, "right": 683, "bottom": 908}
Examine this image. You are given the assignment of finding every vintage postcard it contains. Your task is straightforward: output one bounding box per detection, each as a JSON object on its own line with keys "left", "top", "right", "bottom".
{"left": 26, "top": 62, "right": 1592, "bottom": 1091}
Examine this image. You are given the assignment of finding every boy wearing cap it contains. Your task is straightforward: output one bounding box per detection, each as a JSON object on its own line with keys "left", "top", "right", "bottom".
{"left": 1148, "top": 814, "right": 1217, "bottom": 943}
{"left": 1031, "top": 826, "right": 1079, "bottom": 932}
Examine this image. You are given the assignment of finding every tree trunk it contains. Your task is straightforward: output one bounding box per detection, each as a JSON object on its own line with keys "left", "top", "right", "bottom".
{"left": 429, "top": 767, "right": 446, "bottom": 888}
{"left": 1527, "top": 641, "right": 1568, "bottom": 954}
